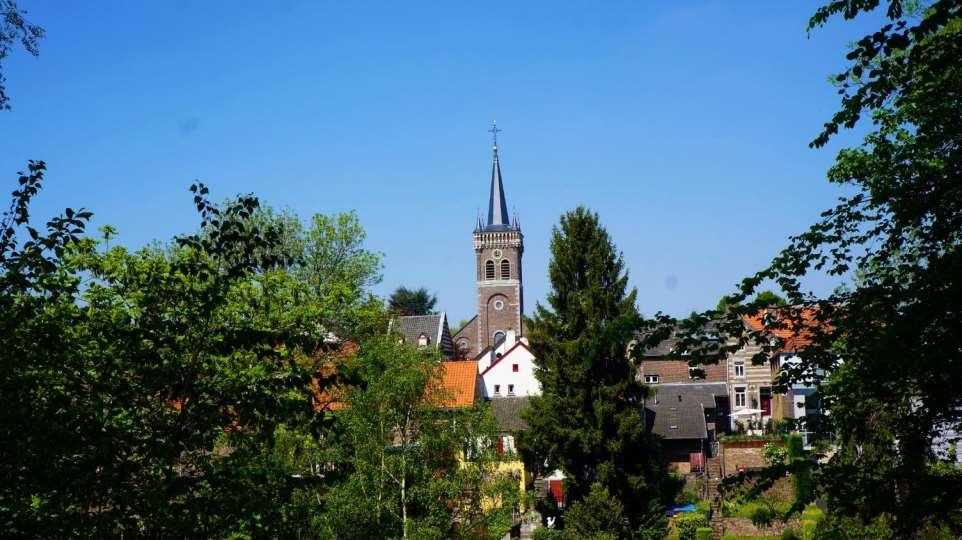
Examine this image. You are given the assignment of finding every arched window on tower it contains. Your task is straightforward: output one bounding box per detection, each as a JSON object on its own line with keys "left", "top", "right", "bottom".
{"left": 500, "top": 259, "right": 510, "bottom": 279}
{"left": 485, "top": 260, "right": 495, "bottom": 280}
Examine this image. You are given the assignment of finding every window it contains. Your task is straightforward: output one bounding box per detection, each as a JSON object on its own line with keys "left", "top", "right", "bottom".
{"left": 494, "top": 330, "right": 506, "bottom": 344}
{"left": 735, "top": 386, "right": 746, "bottom": 407}
{"left": 494, "top": 384, "right": 501, "bottom": 395}
{"left": 688, "top": 366, "right": 702, "bottom": 379}
{"left": 500, "top": 259, "right": 510, "bottom": 279}
{"left": 485, "top": 260, "right": 495, "bottom": 279}
{"left": 734, "top": 360, "right": 745, "bottom": 378}
{"left": 507, "top": 384, "right": 515, "bottom": 395}
{"left": 417, "top": 334, "right": 430, "bottom": 347}
{"left": 644, "top": 374, "right": 660, "bottom": 384}
{"left": 512, "top": 363, "right": 519, "bottom": 372}
{"left": 493, "top": 299, "right": 504, "bottom": 310}
{"left": 503, "top": 435, "right": 515, "bottom": 453}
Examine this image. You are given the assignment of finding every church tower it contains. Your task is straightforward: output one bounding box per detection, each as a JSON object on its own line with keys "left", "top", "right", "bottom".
{"left": 473, "top": 124, "right": 524, "bottom": 351}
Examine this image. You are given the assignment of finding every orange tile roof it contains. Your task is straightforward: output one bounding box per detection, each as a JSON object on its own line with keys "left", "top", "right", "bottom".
{"left": 311, "top": 341, "right": 358, "bottom": 412}
{"left": 430, "top": 360, "right": 480, "bottom": 409}
{"left": 742, "top": 308, "right": 825, "bottom": 352}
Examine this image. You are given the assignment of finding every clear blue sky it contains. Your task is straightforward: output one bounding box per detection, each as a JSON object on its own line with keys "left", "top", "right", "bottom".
{"left": 2, "top": 1, "right": 881, "bottom": 324}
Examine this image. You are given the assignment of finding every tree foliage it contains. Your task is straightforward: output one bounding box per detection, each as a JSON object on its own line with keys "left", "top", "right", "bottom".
{"left": 389, "top": 285, "right": 438, "bottom": 316}
{"left": 316, "top": 337, "right": 518, "bottom": 539}
{"left": 0, "top": 163, "right": 518, "bottom": 537}
{"left": 0, "top": 0, "right": 44, "bottom": 110}
{"left": 664, "top": 0, "right": 962, "bottom": 535}
{"left": 0, "top": 166, "right": 330, "bottom": 536}
{"left": 519, "top": 206, "right": 665, "bottom": 533}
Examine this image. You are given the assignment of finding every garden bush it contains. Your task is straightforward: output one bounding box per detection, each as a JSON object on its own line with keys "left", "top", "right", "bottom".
{"left": 750, "top": 505, "right": 775, "bottom": 527}
{"left": 786, "top": 434, "right": 804, "bottom": 460}
{"left": 695, "top": 527, "right": 712, "bottom": 540}
{"left": 671, "top": 512, "right": 709, "bottom": 540}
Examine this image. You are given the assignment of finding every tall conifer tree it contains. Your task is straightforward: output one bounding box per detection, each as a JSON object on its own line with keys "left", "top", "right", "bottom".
{"left": 519, "top": 207, "right": 664, "bottom": 533}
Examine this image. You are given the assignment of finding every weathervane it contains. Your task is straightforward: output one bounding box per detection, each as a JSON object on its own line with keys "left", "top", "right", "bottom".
{"left": 488, "top": 120, "right": 502, "bottom": 148}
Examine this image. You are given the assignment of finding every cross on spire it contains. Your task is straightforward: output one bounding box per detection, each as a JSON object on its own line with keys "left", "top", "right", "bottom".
{"left": 488, "top": 121, "right": 502, "bottom": 148}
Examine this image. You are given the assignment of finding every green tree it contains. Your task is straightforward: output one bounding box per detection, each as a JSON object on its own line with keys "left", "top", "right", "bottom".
{"left": 716, "top": 289, "right": 787, "bottom": 312}
{"left": 562, "top": 482, "right": 629, "bottom": 540}
{"left": 316, "top": 337, "right": 517, "bottom": 539}
{"left": 674, "top": 1, "right": 962, "bottom": 536}
{"left": 519, "top": 207, "right": 665, "bottom": 533}
{"left": 0, "top": 168, "right": 332, "bottom": 536}
{"left": 0, "top": 0, "right": 44, "bottom": 110}
{"left": 389, "top": 285, "right": 438, "bottom": 316}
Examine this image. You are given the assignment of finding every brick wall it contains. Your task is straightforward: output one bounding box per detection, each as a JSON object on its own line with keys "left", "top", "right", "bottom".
{"left": 720, "top": 440, "right": 786, "bottom": 476}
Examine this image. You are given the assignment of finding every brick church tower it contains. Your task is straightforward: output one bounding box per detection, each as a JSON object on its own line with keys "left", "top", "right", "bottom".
{"left": 453, "top": 126, "right": 524, "bottom": 358}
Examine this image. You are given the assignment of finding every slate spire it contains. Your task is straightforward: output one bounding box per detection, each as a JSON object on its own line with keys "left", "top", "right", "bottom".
{"left": 485, "top": 121, "right": 511, "bottom": 231}
{"left": 487, "top": 144, "right": 510, "bottom": 229}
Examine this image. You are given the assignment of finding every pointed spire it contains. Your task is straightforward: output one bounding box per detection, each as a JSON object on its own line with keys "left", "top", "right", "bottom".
{"left": 486, "top": 121, "right": 510, "bottom": 230}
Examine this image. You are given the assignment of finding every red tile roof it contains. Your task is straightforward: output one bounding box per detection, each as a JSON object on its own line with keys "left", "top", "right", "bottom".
{"left": 742, "top": 308, "right": 825, "bottom": 352}
{"left": 430, "top": 360, "right": 480, "bottom": 408}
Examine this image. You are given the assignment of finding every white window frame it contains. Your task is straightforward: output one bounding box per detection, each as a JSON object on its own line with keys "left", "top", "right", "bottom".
{"left": 644, "top": 374, "right": 660, "bottom": 384}
{"left": 735, "top": 386, "right": 746, "bottom": 407}
{"left": 734, "top": 360, "right": 745, "bottom": 378}
{"left": 493, "top": 384, "right": 501, "bottom": 395}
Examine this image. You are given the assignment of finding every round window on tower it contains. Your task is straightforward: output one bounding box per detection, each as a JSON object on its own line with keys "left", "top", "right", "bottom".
{"left": 494, "top": 299, "right": 505, "bottom": 310}
{"left": 493, "top": 249, "right": 503, "bottom": 259}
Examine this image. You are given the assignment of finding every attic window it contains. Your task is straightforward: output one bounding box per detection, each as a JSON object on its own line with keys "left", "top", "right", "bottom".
{"left": 417, "top": 334, "right": 430, "bottom": 347}
{"left": 512, "top": 364, "right": 519, "bottom": 372}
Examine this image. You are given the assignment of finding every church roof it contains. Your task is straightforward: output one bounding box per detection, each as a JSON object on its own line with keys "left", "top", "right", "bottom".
{"left": 485, "top": 143, "right": 511, "bottom": 232}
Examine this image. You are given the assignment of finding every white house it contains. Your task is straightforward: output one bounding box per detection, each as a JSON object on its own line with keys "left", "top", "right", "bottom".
{"left": 478, "top": 330, "right": 540, "bottom": 399}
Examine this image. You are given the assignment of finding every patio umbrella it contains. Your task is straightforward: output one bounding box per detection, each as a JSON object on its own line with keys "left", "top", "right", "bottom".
{"left": 730, "top": 408, "right": 764, "bottom": 416}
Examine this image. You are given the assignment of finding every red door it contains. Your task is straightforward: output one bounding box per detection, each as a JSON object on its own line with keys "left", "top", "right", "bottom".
{"left": 549, "top": 480, "right": 565, "bottom": 507}
{"left": 761, "top": 395, "right": 772, "bottom": 416}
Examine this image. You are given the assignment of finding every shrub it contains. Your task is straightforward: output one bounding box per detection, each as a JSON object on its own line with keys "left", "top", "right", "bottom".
{"left": 812, "top": 513, "right": 897, "bottom": 540}
{"left": 762, "top": 442, "right": 788, "bottom": 466}
{"left": 750, "top": 505, "right": 775, "bottom": 527}
{"left": 786, "top": 434, "right": 804, "bottom": 460}
{"left": 781, "top": 529, "right": 802, "bottom": 540}
{"left": 532, "top": 527, "right": 563, "bottom": 540}
{"left": 695, "top": 527, "right": 712, "bottom": 540}
{"left": 672, "top": 512, "right": 709, "bottom": 540}
{"left": 793, "top": 465, "right": 814, "bottom": 502}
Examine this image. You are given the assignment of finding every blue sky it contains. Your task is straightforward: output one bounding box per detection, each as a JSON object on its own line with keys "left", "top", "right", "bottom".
{"left": 1, "top": 1, "right": 881, "bottom": 324}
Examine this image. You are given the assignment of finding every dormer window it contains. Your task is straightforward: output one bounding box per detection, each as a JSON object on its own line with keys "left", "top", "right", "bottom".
{"left": 417, "top": 334, "right": 430, "bottom": 348}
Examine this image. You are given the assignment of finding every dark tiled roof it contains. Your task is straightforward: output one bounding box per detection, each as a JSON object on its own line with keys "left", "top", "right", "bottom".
{"left": 636, "top": 322, "right": 719, "bottom": 357}
{"left": 390, "top": 313, "right": 454, "bottom": 357}
{"left": 645, "top": 383, "right": 728, "bottom": 440}
{"left": 491, "top": 396, "right": 530, "bottom": 432}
